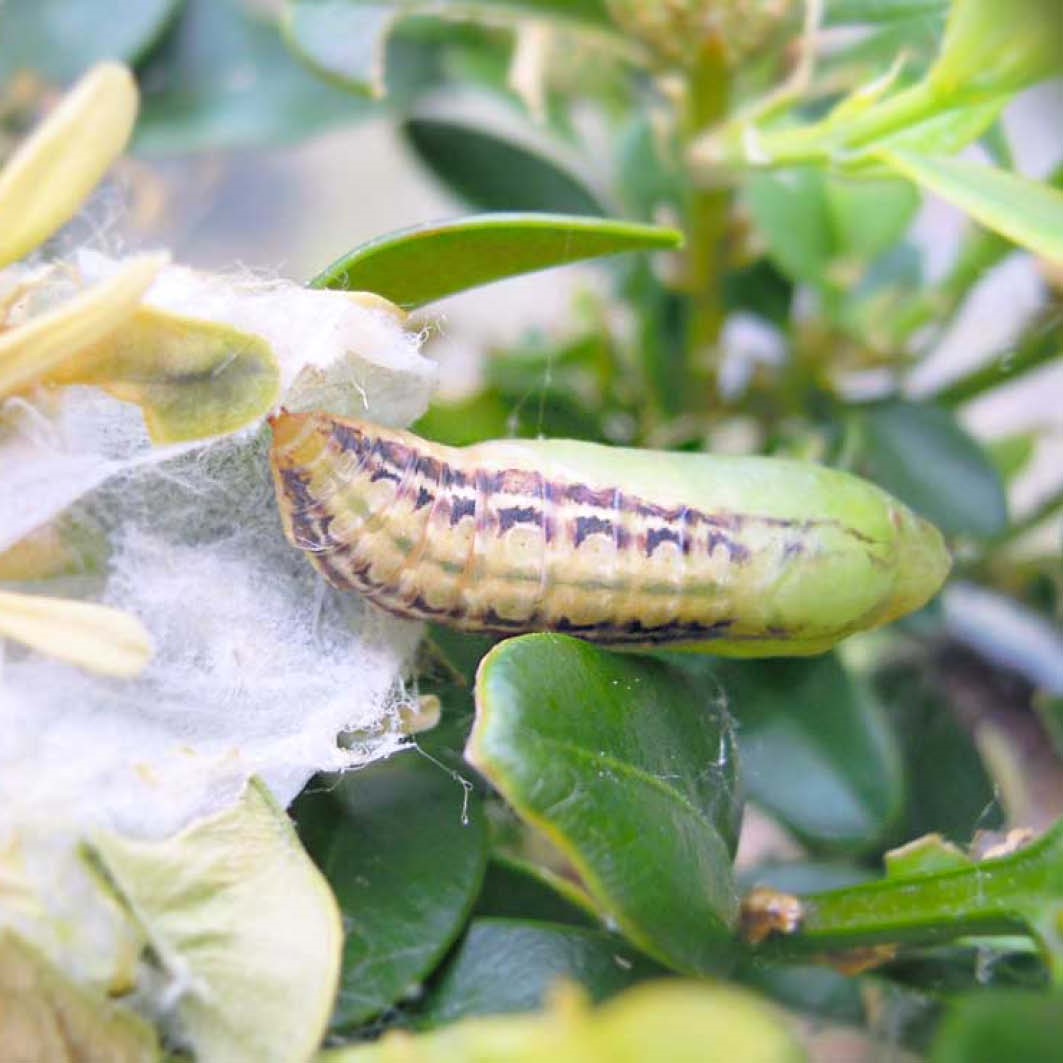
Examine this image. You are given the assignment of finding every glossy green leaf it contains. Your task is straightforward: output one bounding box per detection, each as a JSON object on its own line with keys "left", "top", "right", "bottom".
{"left": 475, "top": 856, "right": 599, "bottom": 928}
{"left": 931, "top": 990, "right": 1063, "bottom": 1062}
{"left": 311, "top": 213, "right": 681, "bottom": 308}
{"left": 421, "top": 918, "right": 663, "bottom": 1024}
{"left": 283, "top": 0, "right": 614, "bottom": 94}
{"left": 467, "top": 634, "right": 741, "bottom": 976}
{"left": 705, "top": 654, "right": 904, "bottom": 851}
{"left": 135, "top": 0, "right": 370, "bottom": 155}
{"left": 0, "top": 0, "right": 182, "bottom": 85}
{"left": 403, "top": 118, "right": 604, "bottom": 215}
{"left": 859, "top": 399, "right": 1008, "bottom": 538}
{"left": 292, "top": 752, "right": 487, "bottom": 1030}
{"left": 747, "top": 168, "right": 918, "bottom": 287}
{"left": 879, "top": 151, "right": 1063, "bottom": 263}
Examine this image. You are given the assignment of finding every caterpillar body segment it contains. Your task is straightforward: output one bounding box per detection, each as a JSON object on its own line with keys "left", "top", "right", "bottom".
{"left": 269, "top": 410, "right": 950, "bottom": 656}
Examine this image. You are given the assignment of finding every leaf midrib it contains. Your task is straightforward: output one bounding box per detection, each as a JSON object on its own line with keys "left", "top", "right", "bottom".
{"left": 508, "top": 730, "right": 727, "bottom": 840}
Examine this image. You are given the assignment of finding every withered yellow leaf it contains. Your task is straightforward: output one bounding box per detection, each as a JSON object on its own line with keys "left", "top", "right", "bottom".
{"left": 87, "top": 779, "right": 342, "bottom": 1063}
{"left": 0, "top": 64, "right": 138, "bottom": 268}
{"left": 0, "top": 932, "right": 158, "bottom": 1063}
{"left": 0, "top": 254, "right": 165, "bottom": 398}
{"left": 0, "top": 589, "right": 153, "bottom": 678}
{"left": 47, "top": 304, "right": 281, "bottom": 443}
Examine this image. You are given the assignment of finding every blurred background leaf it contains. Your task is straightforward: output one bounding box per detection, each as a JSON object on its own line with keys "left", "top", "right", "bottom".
{"left": 135, "top": 0, "right": 370, "bottom": 154}
{"left": 857, "top": 400, "right": 1009, "bottom": 539}
{"left": 687, "top": 654, "right": 905, "bottom": 853}
{"left": 402, "top": 118, "right": 605, "bottom": 214}
{"left": 0, "top": 0, "right": 184, "bottom": 86}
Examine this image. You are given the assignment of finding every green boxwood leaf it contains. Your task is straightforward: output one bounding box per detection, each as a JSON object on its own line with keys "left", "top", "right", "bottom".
{"left": 412, "top": 625, "right": 497, "bottom": 777}
{"left": 737, "top": 959, "right": 865, "bottom": 1026}
{"left": 878, "top": 151, "right": 1063, "bottom": 264}
{"left": 282, "top": 2, "right": 395, "bottom": 94}
{"left": 931, "top": 990, "right": 1063, "bottom": 1062}
{"left": 742, "top": 861, "right": 876, "bottom": 895}
{"left": 421, "top": 918, "right": 663, "bottom": 1024}
{"left": 466, "top": 634, "right": 741, "bottom": 976}
{"left": 403, "top": 118, "right": 604, "bottom": 214}
{"left": 746, "top": 169, "right": 834, "bottom": 286}
{"left": 0, "top": 0, "right": 183, "bottom": 85}
{"left": 474, "top": 856, "right": 600, "bottom": 928}
{"left": 873, "top": 660, "right": 1002, "bottom": 845}
{"left": 858, "top": 399, "right": 1008, "bottom": 538}
{"left": 747, "top": 168, "right": 918, "bottom": 287}
{"left": 703, "top": 654, "right": 904, "bottom": 852}
{"left": 136, "top": 0, "right": 370, "bottom": 155}
{"left": 311, "top": 213, "right": 681, "bottom": 307}
{"left": 283, "top": 0, "right": 614, "bottom": 95}
{"left": 292, "top": 752, "right": 487, "bottom": 1030}
{"left": 615, "top": 115, "right": 682, "bottom": 221}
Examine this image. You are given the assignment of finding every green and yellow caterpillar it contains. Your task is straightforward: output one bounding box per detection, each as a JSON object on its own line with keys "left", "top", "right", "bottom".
{"left": 270, "top": 410, "right": 949, "bottom": 657}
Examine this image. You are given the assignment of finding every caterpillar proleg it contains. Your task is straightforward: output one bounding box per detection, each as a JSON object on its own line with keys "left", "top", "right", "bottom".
{"left": 269, "top": 410, "right": 949, "bottom": 657}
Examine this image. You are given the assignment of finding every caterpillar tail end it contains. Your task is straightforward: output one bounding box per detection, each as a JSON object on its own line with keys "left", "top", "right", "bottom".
{"left": 882, "top": 505, "right": 952, "bottom": 626}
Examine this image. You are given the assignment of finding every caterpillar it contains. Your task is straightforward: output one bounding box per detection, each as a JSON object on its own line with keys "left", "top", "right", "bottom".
{"left": 269, "top": 410, "right": 949, "bottom": 656}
